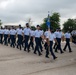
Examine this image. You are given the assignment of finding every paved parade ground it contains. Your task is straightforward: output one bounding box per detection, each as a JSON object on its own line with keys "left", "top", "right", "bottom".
{"left": 0, "top": 43, "right": 76, "bottom": 75}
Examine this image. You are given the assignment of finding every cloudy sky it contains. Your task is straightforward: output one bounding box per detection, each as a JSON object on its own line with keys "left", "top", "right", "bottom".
{"left": 0, "top": 0, "right": 76, "bottom": 28}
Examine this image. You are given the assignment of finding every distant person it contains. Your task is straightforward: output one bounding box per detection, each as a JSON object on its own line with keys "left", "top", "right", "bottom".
{"left": 16, "top": 25, "right": 23, "bottom": 50}
{"left": 63, "top": 31, "right": 72, "bottom": 52}
{"left": 44, "top": 28, "right": 50, "bottom": 58}
{"left": 8, "top": 27, "right": 11, "bottom": 44}
{"left": 28, "top": 28, "right": 34, "bottom": 50}
{"left": 10, "top": 26, "right": 17, "bottom": 48}
{"left": 3, "top": 26, "right": 10, "bottom": 46}
{"left": 47, "top": 28, "right": 57, "bottom": 60}
{"left": 34, "top": 25, "right": 42, "bottom": 56}
{"left": 0, "top": 26, "right": 4, "bottom": 44}
{"left": 53, "top": 29, "right": 59, "bottom": 49}
{"left": 55, "top": 29, "right": 64, "bottom": 54}
{"left": 23, "top": 23, "right": 31, "bottom": 52}
{"left": 39, "top": 27, "right": 44, "bottom": 52}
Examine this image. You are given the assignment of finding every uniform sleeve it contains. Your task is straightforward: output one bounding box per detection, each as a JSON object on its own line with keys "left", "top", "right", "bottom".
{"left": 41, "top": 30, "right": 44, "bottom": 35}
{"left": 29, "top": 29, "right": 31, "bottom": 34}
{"left": 3, "top": 30, "right": 5, "bottom": 34}
{"left": 2, "top": 30, "right": 4, "bottom": 34}
{"left": 53, "top": 34, "right": 56, "bottom": 38}
{"left": 14, "top": 30, "right": 17, "bottom": 34}
{"left": 40, "top": 32, "right": 42, "bottom": 36}
{"left": 69, "top": 33, "right": 71, "bottom": 37}
{"left": 22, "top": 30, "right": 24, "bottom": 33}
{"left": 46, "top": 32, "right": 50, "bottom": 39}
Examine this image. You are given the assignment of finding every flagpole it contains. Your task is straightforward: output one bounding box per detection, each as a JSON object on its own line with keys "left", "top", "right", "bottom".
{"left": 46, "top": 11, "right": 50, "bottom": 29}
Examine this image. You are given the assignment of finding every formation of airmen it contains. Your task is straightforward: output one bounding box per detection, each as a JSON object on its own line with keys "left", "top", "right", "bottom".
{"left": 0, "top": 23, "right": 73, "bottom": 60}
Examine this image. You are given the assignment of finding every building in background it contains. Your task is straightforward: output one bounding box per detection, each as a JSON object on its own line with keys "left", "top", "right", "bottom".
{"left": 4, "top": 25, "right": 19, "bottom": 29}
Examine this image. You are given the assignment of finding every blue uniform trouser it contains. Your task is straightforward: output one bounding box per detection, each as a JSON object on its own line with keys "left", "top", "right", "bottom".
{"left": 45, "top": 42, "right": 49, "bottom": 57}
{"left": 18, "top": 35, "right": 22, "bottom": 45}
{"left": 24, "top": 35, "right": 29, "bottom": 51}
{"left": 17, "top": 35, "right": 22, "bottom": 49}
{"left": 34, "top": 38, "right": 41, "bottom": 55}
{"left": 28, "top": 37, "right": 34, "bottom": 50}
{"left": 10, "top": 35, "right": 15, "bottom": 47}
{"left": 8, "top": 37, "right": 11, "bottom": 44}
{"left": 4, "top": 34, "right": 8, "bottom": 45}
{"left": 50, "top": 41, "right": 56, "bottom": 59}
{"left": 55, "top": 38, "right": 63, "bottom": 53}
{"left": 63, "top": 38, "right": 71, "bottom": 51}
{"left": 0, "top": 34, "right": 3, "bottom": 44}
{"left": 39, "top": 37, "right": 43, "bottom": 51}
{"left": 53, "top": 38, "right": 57, "bottom": 49}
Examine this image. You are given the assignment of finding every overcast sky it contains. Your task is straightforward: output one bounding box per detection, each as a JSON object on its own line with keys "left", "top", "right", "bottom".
{"left": 0, "top": 0, "right": 76, "bottom": 27}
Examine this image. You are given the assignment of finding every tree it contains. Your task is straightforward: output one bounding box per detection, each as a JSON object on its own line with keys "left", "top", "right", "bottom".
{"left": 41, "top": 12, "right": 60, "bottom": 31}
{"left": 63, "top": 19, "right": 76, "bottom": 32}
{"left": 30, "top": 26, "right": 36, "bottom": 30}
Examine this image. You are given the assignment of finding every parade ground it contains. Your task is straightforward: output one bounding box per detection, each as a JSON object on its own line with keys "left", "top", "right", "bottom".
{"left": 0, "top": 42, "right": 76, "bottom": 75}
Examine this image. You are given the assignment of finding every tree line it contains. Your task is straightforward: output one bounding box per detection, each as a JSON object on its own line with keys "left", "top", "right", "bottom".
{"left": 41, "top": 12, "right": 76, "bottom": 32}
{"left": 0, "top": 12, "right": 76, "bottom": 32}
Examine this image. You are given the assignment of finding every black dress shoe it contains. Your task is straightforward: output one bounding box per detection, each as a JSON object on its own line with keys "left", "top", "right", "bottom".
{"left": 45, "top": 56, "right": 49, "bottom": 58}
{"left": 13, "top": 45, "right": 15, "bottom": 48}
{"left": 69, "top": 51, "right": 72, "bottom": 53}
{"left": 63, "top": 49, "right": 66, "bottom": 51}
{"left": 17, "top": 45, "right": 19, "bottom": 49}
{"left": 32, "top": 47, "right": 34, "bottom": 50}
{"left": 54, "top": 57, "right": 57, "bottom": 60}
{"left": 24, "top": 48, "right": 26, "bottom": 51}
{"left": 55, "top": 51, "right": 58, "bottom": 53}
{"left": 24, "top": 49, "right": 26, "bottom": 51}
{"left": 20, "top": 48, "right": 21, "bottom": 50}
{"left": 61, "top": 51, "right": 64, "bottom": 54}
{"left": 10, "top": 45, "right": 12, "bottom": 47}
{"left": 28, "top": 50, "right": 30, "bottom": 53}
{"left": 20, "top": 46, "right": 22, "bottom": 50}
{"left": 53, "top": 47, "right": 55, "bottom": 49}
{"left": 34, "top": 52, "right": 37, "bottom": 54}
{"left": 41, "top": 50, "right": 43, "bottom": 52}
{"left": 39, "top": 53, "right": 42, "bottom": 56}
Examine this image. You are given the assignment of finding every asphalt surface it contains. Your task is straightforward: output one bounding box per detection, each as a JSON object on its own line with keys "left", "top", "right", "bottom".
{"left": 0, "top": 42, "right": 76, "bottom": 75}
